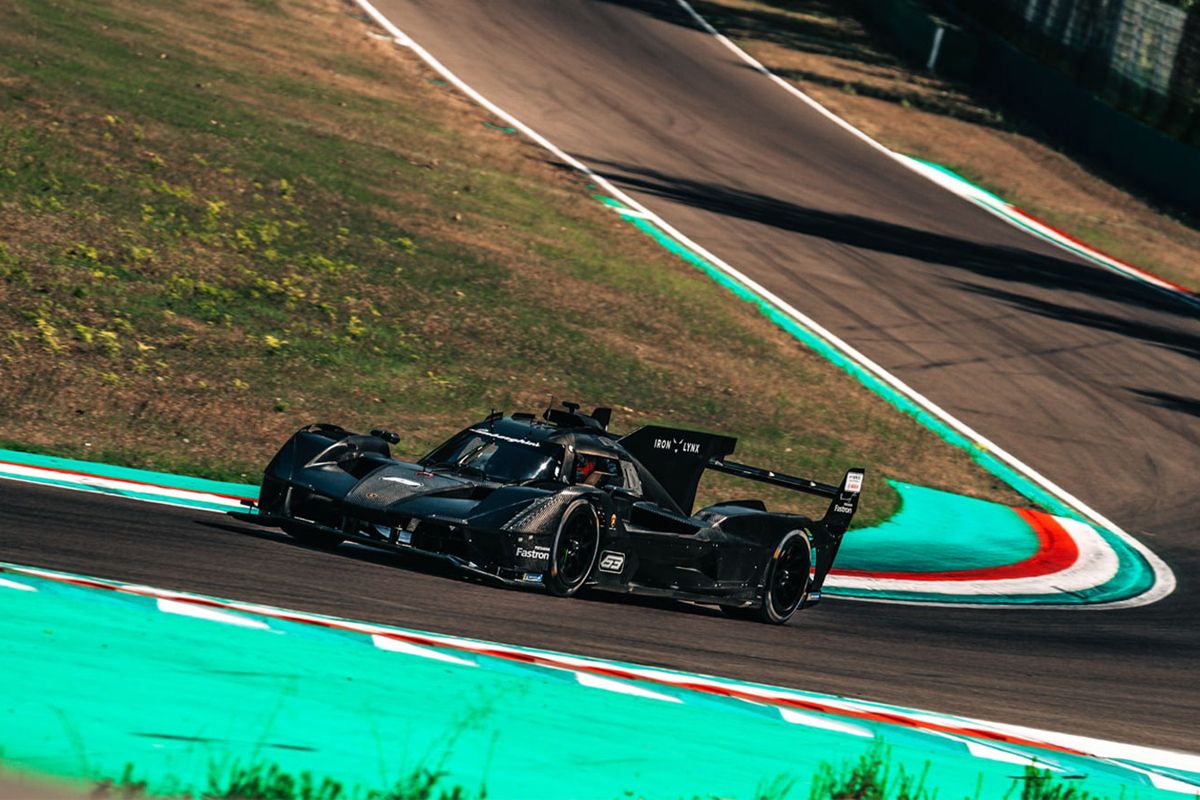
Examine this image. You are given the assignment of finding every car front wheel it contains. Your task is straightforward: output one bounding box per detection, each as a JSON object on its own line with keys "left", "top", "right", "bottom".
{"left": 545, "top": 499, "right": 600, "bottom": 597}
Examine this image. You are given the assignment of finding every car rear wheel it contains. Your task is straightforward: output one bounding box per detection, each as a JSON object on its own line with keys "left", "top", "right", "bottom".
{"left": 757, "top": 531, "right": 811, "bottom": 624}
{"left": 282, "top": 523, "right": 344, "bottom": 551}
{"left": 546, "top": 499, "right": 599, "bottom": 597}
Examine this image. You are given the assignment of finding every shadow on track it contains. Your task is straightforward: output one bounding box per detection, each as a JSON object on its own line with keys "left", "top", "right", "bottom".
{"left": 199, "top": 518, "right": 725, "bottom": 619}
{"left": 957, "top": 283, "right": 1200, "bottom": 362}
{"left": 587, "top": 0, "right": 698, "bottom": 28}
{"left": 580, "top": 156, "right": 1199, "bottom": 324}
{"left": 592, "top": 0, "right": 883, "bottom": 64}
{"left": 1126, "top": 388, "right": 1200, "bottom": 419}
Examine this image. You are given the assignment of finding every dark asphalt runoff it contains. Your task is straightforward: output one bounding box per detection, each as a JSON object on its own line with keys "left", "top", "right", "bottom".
{"left": 2, "top": 0, "right": 1198, "bottom": 751}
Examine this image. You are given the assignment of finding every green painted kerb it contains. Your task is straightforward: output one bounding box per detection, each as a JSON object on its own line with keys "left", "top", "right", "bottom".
{"left": 0, "top": 571, "right": 1190, "bottom": 800}
{"left": 895, "top": 155, "right": 1198, "bottom": 307}
{"left": 837, "top": 480, "right": 1038, "bottom": 572}
{"left": 903, "top": 157, "right": 1009, "bottom": 205}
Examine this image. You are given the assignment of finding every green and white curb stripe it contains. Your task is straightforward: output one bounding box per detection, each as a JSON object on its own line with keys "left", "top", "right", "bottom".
{"left": 0, "top": 449, "right": 255, "bottom": 512}
{"left": 896, "top": 156, "right": 1200, "bottom": 306}
{"left": 2, "top": 561, "right": 1197, "bottom": 800}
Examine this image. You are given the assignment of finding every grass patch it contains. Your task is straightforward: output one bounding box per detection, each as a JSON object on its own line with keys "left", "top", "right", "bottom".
{"left": 0, "top": 0, "right": 1023, "bottom": 524}
{"left": 93, "top": 762, "right": 477, "bottom": 800}
{"left": 86, "top": 743, "right": 1116, "bottom": 800}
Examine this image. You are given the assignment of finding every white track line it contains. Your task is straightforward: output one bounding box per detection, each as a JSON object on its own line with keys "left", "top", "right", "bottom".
{"left": 348, "top": 0, "right": 1175, "bottom": 608}
{"left": 931, "top": 731, "right": 1064, "bottom": 770}
{"left": 0, "top": 576, "right": 36, "bottom": 592}
{"left": 0, "top": 470, "right": 242, "bottom": 514}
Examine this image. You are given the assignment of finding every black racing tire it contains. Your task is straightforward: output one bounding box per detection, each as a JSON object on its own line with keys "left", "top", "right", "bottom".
{"left": 545, "top": 499, "right": 600, "bottom": 597}
{"left": 756, "top": 531, "right": 812, "bottom": 625}
{"left": 282, "top": 523, "right": 344, "bottom": 551}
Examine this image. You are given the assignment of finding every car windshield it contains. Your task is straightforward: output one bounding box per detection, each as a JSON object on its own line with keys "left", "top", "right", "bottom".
{"left": 572, "top": 452, "right": 624, "bottom": 489}
{"left": 421, "top": 429, "right": 562, "bottom": 483}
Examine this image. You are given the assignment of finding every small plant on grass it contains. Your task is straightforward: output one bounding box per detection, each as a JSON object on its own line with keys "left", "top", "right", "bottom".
{"left": 807, "top": 741, "right": 932, "bottom": 800}
{"left": 92, "top": 763, "right": 149, "bottom": 798}
{"left": 95, "top": 761, "right": 483, "bottom": 800}
{"left": 89, "top": 750, "right": 1127, "bottom": 800}
{"left": 208, "top": 762, "right": 345, "bottom": 800}
{"left": 1005, "top": 765, "right": 1099, "bottom": 800}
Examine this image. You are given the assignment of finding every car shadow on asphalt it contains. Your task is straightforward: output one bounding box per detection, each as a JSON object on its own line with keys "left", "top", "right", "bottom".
{"left": 197, "top": 518, "right": 726, "bottom": 620}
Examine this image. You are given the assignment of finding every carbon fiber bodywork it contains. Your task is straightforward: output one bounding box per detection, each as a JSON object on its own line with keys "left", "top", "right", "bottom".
{"left": 242, "top": 406, "right": 865, "bottom": 621}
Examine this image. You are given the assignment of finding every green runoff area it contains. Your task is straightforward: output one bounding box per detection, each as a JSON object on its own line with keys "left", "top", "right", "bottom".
{"left": 3, "top": 564, "right": 1195, "bottom": 800}
{"left": 0, "top": 0, "right": 1025, "bottom": 527}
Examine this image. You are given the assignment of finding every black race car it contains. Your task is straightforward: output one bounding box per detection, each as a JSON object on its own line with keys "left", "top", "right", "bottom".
{"left": 242, "top": 402, "right": 864, "bottom": 623}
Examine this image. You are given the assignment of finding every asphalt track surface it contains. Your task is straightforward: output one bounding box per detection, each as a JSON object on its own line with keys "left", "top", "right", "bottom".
{"left": 2, "top": 0, "right": 1198, "bottom": 751}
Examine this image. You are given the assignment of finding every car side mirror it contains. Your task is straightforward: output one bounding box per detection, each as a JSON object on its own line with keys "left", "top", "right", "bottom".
{"left": 610, "top": 487, "right": 638, "bottom": 501}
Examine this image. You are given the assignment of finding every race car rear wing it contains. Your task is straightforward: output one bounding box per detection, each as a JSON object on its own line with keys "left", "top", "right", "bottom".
{"left": 707, "top": 458, "right": 841, "bottom": 497}
{"left": 618, "top": 425, "right": 738, "bottom": 514}
{"left": 620, "top": 425, "right": 864, "bottom": 525}
{"left": 709, "top": 459, "right": 865, "bottom": 535}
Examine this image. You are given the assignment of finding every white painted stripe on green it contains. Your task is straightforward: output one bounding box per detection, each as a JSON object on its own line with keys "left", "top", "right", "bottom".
{"left": 576, "top": 672, "right": 684, "bottom": 703}
{"left": 0, "top": 470, "right": 243, "bottom": 514}
{"left": 0, "top": 577, "right": 36, "bottom": 592}
{"left": 779, "top": 707, "right": 874, "bottom": 738}
{"left": 0, "top": 449, "right": 256, "bottom": 497}
{"left": 933, "top": 731, "right": 1062, "bottom": 770}
{"left": 372, "top": 633, "right": 478, "bottom": 666}
{"left": 156, "top": 598, "right": 271, "bottom": 630}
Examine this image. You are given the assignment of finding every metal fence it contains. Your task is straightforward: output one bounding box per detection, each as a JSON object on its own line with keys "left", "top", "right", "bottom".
{"left": 951, "top": 0, "right": 1200, "bottom": 144}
